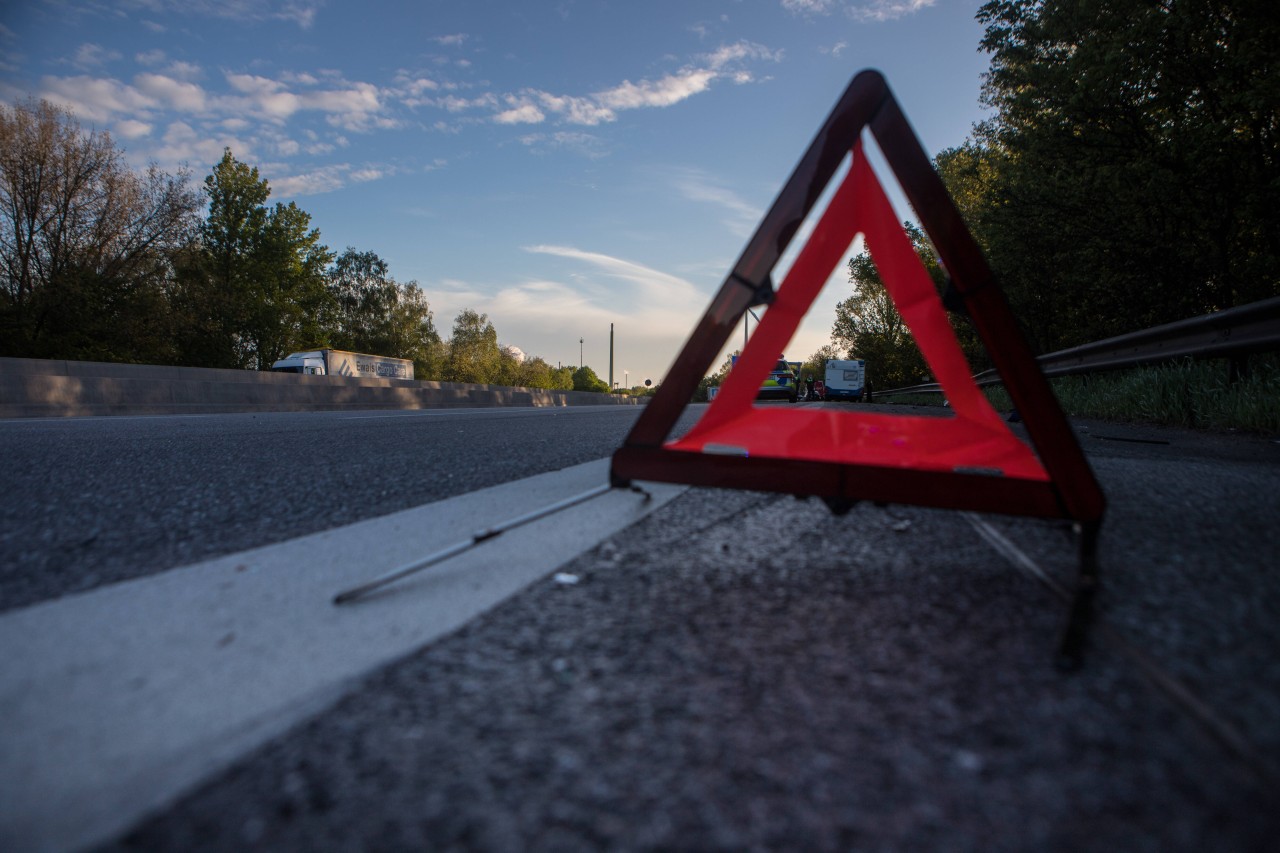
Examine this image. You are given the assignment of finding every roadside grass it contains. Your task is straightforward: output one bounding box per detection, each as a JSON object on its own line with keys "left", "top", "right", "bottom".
{"left": 877, "top": 357, "right": 1280, "bottom": 434}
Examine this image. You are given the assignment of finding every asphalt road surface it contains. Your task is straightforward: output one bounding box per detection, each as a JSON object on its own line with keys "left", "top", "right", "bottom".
{"left": 0, "top": 406, "right": 703, "bottom": 614}
{"left": 4, "top": 405, "right": 1279, "bottom": 850}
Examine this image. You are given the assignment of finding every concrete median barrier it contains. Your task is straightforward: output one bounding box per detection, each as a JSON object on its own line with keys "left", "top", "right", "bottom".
{"left": 0, "top": 357, "right": 643, "bottom": 418}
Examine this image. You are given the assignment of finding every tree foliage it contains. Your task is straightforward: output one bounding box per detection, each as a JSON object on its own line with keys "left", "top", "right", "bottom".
{"left": 799, "top": 344, "right": 841, "bottom": 385}
{"left": 327, "top": 247, "right": 443, "bottom": 378}
{"left": 444, "top": 309, "right": 503, "bottom": 384}
{"left": 830, "top": 222, "right": 982, "bottom": 391}
{"left": 0, "top": 98, "right": 200, "bottom": 361}
{"left": 175, "top": 149, "right": 333, "bottom": 369}
{"left": 961, "top": 0, "right": 1280, "bottom": 351}
{"left": 571, "top": 364, "right": 609, "bottom": 393}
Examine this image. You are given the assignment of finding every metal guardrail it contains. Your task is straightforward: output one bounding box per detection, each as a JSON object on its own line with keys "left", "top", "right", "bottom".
{"left": 873, "top": 295, "right": 1280, "bottom": 398}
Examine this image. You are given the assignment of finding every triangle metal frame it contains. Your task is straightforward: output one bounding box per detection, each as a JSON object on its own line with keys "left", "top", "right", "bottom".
{"left": 609, "top": 70, "right": 1105, "bottom": 666}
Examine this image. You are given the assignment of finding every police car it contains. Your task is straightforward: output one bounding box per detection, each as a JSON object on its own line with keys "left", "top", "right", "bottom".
{"left": 757, "top": 358, "right": 799, "bottom": 403}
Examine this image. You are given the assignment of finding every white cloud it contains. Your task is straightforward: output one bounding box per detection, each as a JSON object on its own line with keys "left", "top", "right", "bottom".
{"left": 277, "top": 1, "right": 320, "bottom": 28}
{"left": 782, "top": 0, "right": 837, "bottom": 13}
{"left": 115, "top": 119, "right": 153, "bottom": 139}
{"left": 72, "top": 43, "right": 121, "bottom": 70}
{"left": 783, "top": 0, "right": 936, "bottom": 21}
{"left": 222, "top": 72, "right": 387, "bottom": 130}
{"left": 264, "top": 161, "right": 390, "bottom": 197}
{"left": 434, "top": 34, "right": 468, "bottom": 47}
{"left": 151, "top": 120, "right": 252, "bottom": 169}
{"left": 282, "top": 71, "right": 319, "bottom": 87}
{"left": 439, "top": 93, "right": 497, "bottom": 113}
{"left": 849, "top": 0, "right": 936, "bottom": 22}
{"left": 492, "top": 40, "right": 779, "bottom": 128}
{"left": 524, "top": 245, "right": 704, "bottom": 309}
{"left": 135, "top": 72, "right": 208, "bottom": 112}
{"left": 519, "top": 132, "right": 607, "bottom": 159}
{"left": 705, "top": 41, "right": 783, "bottom": 69}
{"left": 136, "top": 0, "right": 323, "bottom": 28}
{"left": 495, "top": 102, "right": 545, "bottom": 125}
{"left": 271, "top": 163, "right": 351, "bottom": 197}
{"left": 449, "top": 246, "right": 714, "bottom": 378}
{"left": 535, "top": 91, "right": 615, "bottom": 125}
{"left": 595, "top": 70, "right": 715, "bottom": 111}
{"left": 38, "top": 75, "right": 156, "bottom": 123}
{"left": 135, "top": 49, "right": 167, "bottom": 66}
{"left": 668, "top": 168, "right": 762, "bottom": 238}
{"left": 165, "top": 61, "right": 203, "bottom": 79}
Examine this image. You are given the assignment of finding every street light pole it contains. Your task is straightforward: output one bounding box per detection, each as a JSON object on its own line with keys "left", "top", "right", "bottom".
{"left": 579, "top": 337, "right": 583, "bottom": 368}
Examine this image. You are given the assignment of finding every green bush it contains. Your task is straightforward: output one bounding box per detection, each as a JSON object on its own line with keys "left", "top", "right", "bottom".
{"left": 980, "top": 357, "right": 1279, "bottom": 433}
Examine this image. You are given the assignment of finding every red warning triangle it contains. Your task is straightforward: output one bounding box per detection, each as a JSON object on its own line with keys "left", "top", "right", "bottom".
{"left": 611, "top": 70, "right": 1105, "bottom": 528}
{"left": 675, "top": 141, "right": 1045, "bottom": 481}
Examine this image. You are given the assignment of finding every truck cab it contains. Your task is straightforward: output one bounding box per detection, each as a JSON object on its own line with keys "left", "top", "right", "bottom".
{"left": 269, "top": 351, "right": 327, "bottom": 375}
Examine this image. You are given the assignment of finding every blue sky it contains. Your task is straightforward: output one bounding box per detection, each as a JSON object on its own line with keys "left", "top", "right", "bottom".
{"left": 1, "top": 0, "right": 992, "bottom": 386}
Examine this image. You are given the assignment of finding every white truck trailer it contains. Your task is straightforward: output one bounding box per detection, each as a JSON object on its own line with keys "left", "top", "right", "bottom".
{"left": 823, "top": 358, "right": 866, "bottom": 401}
{"left": 269, "top": 349, "right": 414, "bottom": 380}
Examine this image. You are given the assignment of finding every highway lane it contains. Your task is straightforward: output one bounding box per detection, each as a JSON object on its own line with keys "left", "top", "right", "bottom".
{"left": 101, "top": 416, "right": 1280, "bottom": 851}
{"left": 4, "top": 403, "right": 1279, "bottom": 849}
{"left": 0, "top": 405, "right": 706, "bottom": 613}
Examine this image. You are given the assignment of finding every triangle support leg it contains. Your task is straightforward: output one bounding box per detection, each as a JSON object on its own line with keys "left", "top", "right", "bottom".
{"left": 1056, "top": 520, "right": 1101, "bottom": 671}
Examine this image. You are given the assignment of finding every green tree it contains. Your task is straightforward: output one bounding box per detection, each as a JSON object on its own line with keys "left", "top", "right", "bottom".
{"left": 251, "top": 199, "right": 332, "bottom": 367}
{"left": 971, "top": 0, "right": 1280, "bottom": 351}
{"left": 832, "top": 222, "right": 974, "bottom": 390}
{"left": 0, "top": 98, "right": 199, "bottom": 361}
{"left": 176, "top": 149, "right": 333, "bottom": 369}
{"left": 513, "top": 354, "right": 554, "bottom": 389}
{"left": 389, "top": 283, "right": 444, "bottom": 379}
{"left": 800, "top": 344, "right": 841, "bottom": 387}
{"left": 178, "top": 149, "right": 269, "bottom": 368}
{"left": 571, "top": 364, "right": 609, "bottom": 393}
{"left": 327, "top": 248, "right": 397, "bottom": 351}
{"left": 548, "top": 364, "right": 575, "bottom": 390}
{"left": 444, "top": 309, "right": 502, "bottom": 383}
{"left": 325, "top": 247, "right": 443, "bottom": 378}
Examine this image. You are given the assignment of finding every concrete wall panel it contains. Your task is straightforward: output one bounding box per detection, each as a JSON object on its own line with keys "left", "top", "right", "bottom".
{"left": 0, "top": 357, "right": 644, "bottom": 418}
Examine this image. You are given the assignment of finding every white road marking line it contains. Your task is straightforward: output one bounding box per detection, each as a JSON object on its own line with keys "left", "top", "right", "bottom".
{"left": 0, "top": 459, "right": 685, "bottom": 853}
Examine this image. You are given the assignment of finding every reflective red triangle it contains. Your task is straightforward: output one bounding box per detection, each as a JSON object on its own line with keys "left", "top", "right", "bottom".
{"left": 612, "top": 70, "right": 1104, "bottom": 527}
{"left": 671, "top": 143, "right": 1048, "bottom": 481}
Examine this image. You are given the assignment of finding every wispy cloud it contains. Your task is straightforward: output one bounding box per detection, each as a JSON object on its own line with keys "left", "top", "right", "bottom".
{"left": 524, "top": 245, "right": 703, "bottom": 306}
{"left": 433, "top": 246, "right": 713, "bottom": 372}
{"left": 518, "top": 132, "right": 608, "bottom": 159}
{"left": 848, "top": 0, "right": 936, "bottom": 22}
{"left": 223, "top": 73, "right": 385, "bottom": 129}
{"left": 491, "top": 40, "right": 781, "bottom": 127}
{"left": 122, "top": 0, "right": 325, "bottom": 29}
{"left": 781, "top": 0, "right": 838, "bottom": 14}
{"left": 782, "top": 0, "right": 936, "bottom": 21}
{"left": 71, "top": 43, "right": 121, "bottom": 70}
{"left": 38, "top": 75, "right": 156, "bottom": 123}
{"left": 667, "top": 168, "right": 763, "bottom": 239}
